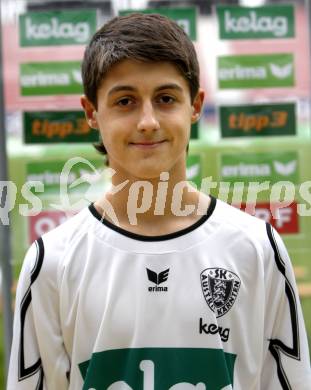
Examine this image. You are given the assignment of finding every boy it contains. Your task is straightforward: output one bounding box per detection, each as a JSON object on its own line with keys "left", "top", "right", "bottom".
{"left": 8, "top": 13, "right": 311, "bottom": 390}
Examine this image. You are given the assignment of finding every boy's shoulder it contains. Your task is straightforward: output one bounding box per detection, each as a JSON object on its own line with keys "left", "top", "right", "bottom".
{"left": 21, "top": 206, "right": 95, "bottom": 286}
{"left": 31, "top": 206, "right": 94, "bottom": 263}
{"left": 44, "top": 205, "right": 93, "bottom": 240}
{"left": 211, "top": 198, "right": 273, "bottom": 251}
{"left": 213, "top": 197, "right": 266, "bottom": 228}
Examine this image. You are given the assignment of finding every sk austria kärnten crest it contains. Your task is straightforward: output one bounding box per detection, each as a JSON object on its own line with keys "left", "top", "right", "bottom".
{"left": 201, "top": 268, "right": 241, "bottom": 318}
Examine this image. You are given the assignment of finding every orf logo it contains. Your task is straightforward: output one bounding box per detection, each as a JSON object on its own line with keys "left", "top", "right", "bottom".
{"left": 200, "top": 268, "right": 241, "bottom": 318}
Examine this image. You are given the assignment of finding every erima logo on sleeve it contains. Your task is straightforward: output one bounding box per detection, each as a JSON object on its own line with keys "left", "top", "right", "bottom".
{"left": 146, "top": 268, "right": 169, "bottom": 292}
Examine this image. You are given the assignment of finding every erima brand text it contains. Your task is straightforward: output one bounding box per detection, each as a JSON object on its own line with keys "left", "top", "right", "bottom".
{"left": 219, "top": 63, "right": 293, "bottom": 81}
{"left": 224, "top": 10, "right": 288, "bottom": 37}
{"left": 21, "top": 69, "right": 82, "bottom": 88}
{"left": 147, "top": 268, "right": 169, "bottom": 292}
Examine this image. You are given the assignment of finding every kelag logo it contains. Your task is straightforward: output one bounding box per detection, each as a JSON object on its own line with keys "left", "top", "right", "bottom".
{"left": 216, "top": 5, "right": 294, "bottom": 39}
{"left": 219, "top": 103, "right": 296, "bottom": 138}
{"left": 19, "top": 10, "right": 97, "bottom": 46}
{"left": 218, "top": 53, "right": 294, "bottom": 89}
{"left": 220, "top": 151, "right": 299, "bottom": 184}
{"left": 79, "top": 348, "right": 236, "bottom": 389}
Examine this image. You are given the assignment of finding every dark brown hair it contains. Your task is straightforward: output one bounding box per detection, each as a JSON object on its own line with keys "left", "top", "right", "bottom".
{"left": 81, "top": 12, "right": 200, "bottom": 155}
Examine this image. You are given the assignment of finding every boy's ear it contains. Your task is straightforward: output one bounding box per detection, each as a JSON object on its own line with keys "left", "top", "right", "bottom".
{"left": 80, "top": 95, "right": 98, "bottom": 129}
{"left": 191, "top": 88, "right": 205, "bottom": 124}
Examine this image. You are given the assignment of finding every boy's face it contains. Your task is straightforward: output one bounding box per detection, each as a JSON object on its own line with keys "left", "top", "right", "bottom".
{"left": 81, "top": 59, "right": 204, "bottom": 181}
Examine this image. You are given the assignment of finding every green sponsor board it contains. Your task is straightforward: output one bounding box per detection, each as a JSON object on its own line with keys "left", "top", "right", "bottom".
{"left": 24, "top": 111, "right": 98, "bottom": 143}
{"left": 187, "top": 154, "right": 202, "bottom": 187}
{"left": 19, "top": 9, "right": 97, "bottom": 46}
{"left": 20, "top": 61, "right": 82, "bottom": 96}
{"left": 120, "top": 7, "right": 197, "bottom": 40}
{"left": 79, "top": 348, "right": 236, "bottom": 389}
{"left": 191, "top": 121, "right": 199, "bottom": 139}
{"left": 26, "top": 159, "right": 104, "bottom": 195}
{"left": 216, "top": 5, "right": 294, "bottom": 39}
{"left": 218, "top": 53, "right": 294, "bottom": 89}
{"left": 220, "top": 151, "right": 299, "bottom": 184}
{"left": 220, "top": 103, "right": 296, "bottom": 138}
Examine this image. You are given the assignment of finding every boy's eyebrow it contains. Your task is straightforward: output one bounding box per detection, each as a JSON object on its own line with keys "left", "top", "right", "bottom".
{"left": 107, "top": 83, "right": 184, "bottom": 96}
{"left": 107, "top": 85, "right": 136, "bottom": 96}
{"left": 154, "top": 83, "right": 184, "bottom": 93}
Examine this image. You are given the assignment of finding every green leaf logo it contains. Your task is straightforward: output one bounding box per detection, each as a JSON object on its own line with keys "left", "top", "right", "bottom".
{"left": 269, "top": 63, "right": 293, "bottom": 79}
{"left": 273, "top": 160, "right": 297, "bottom": 176}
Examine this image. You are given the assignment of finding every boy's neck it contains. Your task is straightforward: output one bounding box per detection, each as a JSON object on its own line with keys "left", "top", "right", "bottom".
{"left": 94, "top": 172, "right": 211, "bottom": 236}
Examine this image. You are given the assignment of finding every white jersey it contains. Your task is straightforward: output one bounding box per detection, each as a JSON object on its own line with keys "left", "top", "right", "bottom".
{"left": 8, "top": 197, "right": 311, "bottom": 390}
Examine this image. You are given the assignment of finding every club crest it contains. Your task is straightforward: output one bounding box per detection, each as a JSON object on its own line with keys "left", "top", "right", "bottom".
{"left": 200, "top": 268, "right": 241, "bottom": 318}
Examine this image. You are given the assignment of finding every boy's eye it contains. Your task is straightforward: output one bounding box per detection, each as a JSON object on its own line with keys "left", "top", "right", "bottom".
{"left": 117, "top": 97, "right": 134, "bottom": 106}
{"left": 158, "top": 95, "right": 175, "bottom": 104}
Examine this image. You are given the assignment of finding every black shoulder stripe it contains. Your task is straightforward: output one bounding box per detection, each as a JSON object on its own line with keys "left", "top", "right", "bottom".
{"left": 18, "top": 238, "right": 45, "bottom": 386}
{"left": 30, "top": 237, "right": 44, "bottom": 284}
{"left": 266, "top": 223, "right": 286, "bottom": 274}
{"left": 266, "top": 223, "right": 300, "bottom": 390}
{"left": 35, "top": 367, "right": 44, "bottom": 390}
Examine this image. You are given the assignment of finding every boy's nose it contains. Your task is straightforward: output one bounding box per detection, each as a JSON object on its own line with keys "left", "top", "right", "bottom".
{"left": 137, "top": 102, "right": 160, "bottom": 132}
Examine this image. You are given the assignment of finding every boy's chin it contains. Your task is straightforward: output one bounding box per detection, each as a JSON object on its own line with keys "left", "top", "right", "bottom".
{"left": 129, "top": 163, "right": 171, "bottom": 180}
{"left": 132, "top": 168, "right": 167, "bottom": 180}
{"left": 110, "top": 158, "right": 181, "bottom": 181}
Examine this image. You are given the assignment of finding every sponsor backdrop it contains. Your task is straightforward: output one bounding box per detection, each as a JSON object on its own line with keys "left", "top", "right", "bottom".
{"left": 3, "top": 3, "right": 309, "bottom": 112}
{"left": 20, "top": 61, "right": 82, "bottom": 96}
{"left": 216, "top": 4, "right": 295, "bottom": 40}
{"left": 219, "top": 103, "right": 296, "bottom": 137}
{"left": 25, "top": 159, "right": 104, "bottom": 195}
{"left": 239, "top": 202, "right": 299, "bottom": 235}
{"left": 218, "top": 53, "right": 295, "bottom": 89}
{"left": 220, "top": 151, "right": 299, "bottom": 184}
{"left": 6, "top": 2, "right": 308, "bottom": 285}
{"left": 212, "top": 4, "right": 309, "bottom": 257}
{"left": 23, "top": 111, "right": 98, "bottom": 143}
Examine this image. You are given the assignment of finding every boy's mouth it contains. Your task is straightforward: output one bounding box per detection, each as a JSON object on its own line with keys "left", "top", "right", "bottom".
{"left": 129, "top": 140, "right": 167, "bottom": 149}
